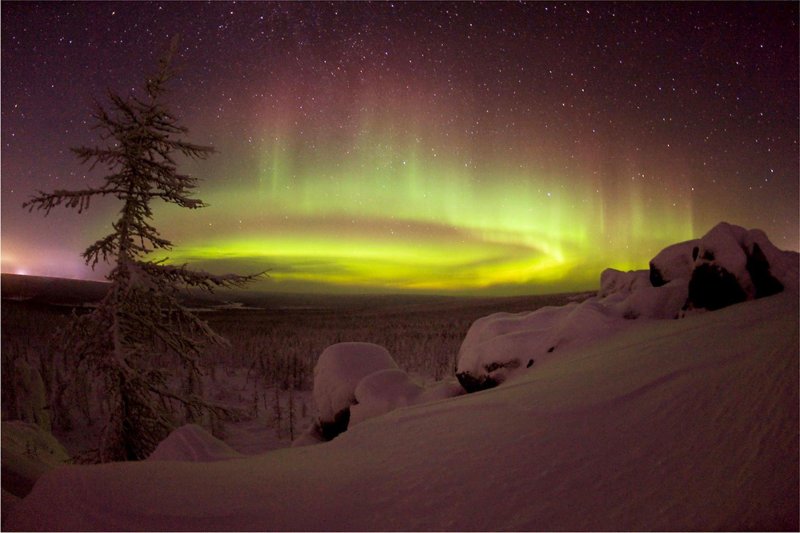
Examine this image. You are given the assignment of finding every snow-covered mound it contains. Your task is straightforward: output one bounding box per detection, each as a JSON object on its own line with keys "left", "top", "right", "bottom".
{"left": 312, "top": 342, "right": 399, "bottom": 439}
{"left": 8, "top": 291, "right": 798, "bottom": 531}
{"left": 598, "top": 268, "right": 650, "bottom": 297}
{"left": 1, "top": 421, "right": 69, "bottom": 499}
{"left": 456, "top": 222, "right": 797, "bottom": 391}
{"left": 308, "top": 343, "right": 464, "bottom": 439}
{"left": 1, "top": 420, "right": 69, "bottom": 527}
{"left": 349, "top": 369, "right": 424, "bottom": 427}
{"left": 147, "top": 424, "right": 242, "bottom": 462}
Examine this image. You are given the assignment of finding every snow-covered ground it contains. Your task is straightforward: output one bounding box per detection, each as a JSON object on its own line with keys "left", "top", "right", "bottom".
{"left": 7, "top": 287, "right": 798, "bottom": 530}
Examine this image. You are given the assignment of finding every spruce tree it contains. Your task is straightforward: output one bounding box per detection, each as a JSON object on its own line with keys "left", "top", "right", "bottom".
{"left": 24, "top": 38, "right": 255, "bottom": 461}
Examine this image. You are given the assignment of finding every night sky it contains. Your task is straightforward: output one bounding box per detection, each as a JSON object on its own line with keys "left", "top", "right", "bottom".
{"left": 2, "top": 2, "right": 798, "bottom": 295}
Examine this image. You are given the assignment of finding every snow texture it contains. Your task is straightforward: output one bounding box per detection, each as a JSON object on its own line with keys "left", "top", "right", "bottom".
{"left": 147, "top": 424, "right": 243, "bottom": 462}
{"left": 8, "top": 290, "right": 798, "bottom": 531}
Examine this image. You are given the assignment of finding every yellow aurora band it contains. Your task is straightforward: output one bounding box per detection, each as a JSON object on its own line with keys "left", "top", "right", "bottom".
{"left": 149, "top": 129, "right": 694, "bottom": 295}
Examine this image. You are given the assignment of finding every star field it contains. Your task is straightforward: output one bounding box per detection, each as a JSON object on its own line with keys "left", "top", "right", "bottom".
{"left": 2, "top": 2, "right": 798, "bottom": 294}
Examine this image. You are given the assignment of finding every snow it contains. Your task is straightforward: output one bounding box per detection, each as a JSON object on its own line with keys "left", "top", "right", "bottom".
{"left": 1, "top": 421, "right": 69, "bottom": 498}
{"left": 598, "top": 268, "right": 650, "bottom": 297}
{"left": 312, "top": 342, "right": 398, "bottom": 425}
{"left": 648, "top": 238, "right": 698, "bottom": 286}
{"left": 744, "top": 228, "right": 799, "bottom": 291}
{"left": 1, "top": 420, "right": 70, "bottom": 527}
{"left": 690, "top": 221, "right": 798, "bottom": 304}
{"left": 147, "top": 424, "right": 243, "bottom": 462}
{"left": 605, "top": 278, "right": 689, "bottom": 320}
{"left": 8, "top": 289, "right": 798, "bottom": 531}
{"left": 349, "top": 369, "right": 424, "bottom": 427}
{"left": 455, "top": 277, "right": 689, "bottom": 389}
{"left": 695, "top": 222, "right": 753, "bottom": 295}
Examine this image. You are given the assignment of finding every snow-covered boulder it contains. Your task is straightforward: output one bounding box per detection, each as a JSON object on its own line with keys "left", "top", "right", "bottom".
{"left": 312, "top": 342, "right": 398, "bottom": 439}
{"left": 598, "top": 269, "right": 650, "bottom": 298}
{"left": 649, "top": 239, "right": 699, "bottom": 287}
{"left": 743, "top": 228, "right": 799, "bottom": 293}
{"left": 1, "top": 421, "right": 69, "bottom": 498}
{"left": 456, "top": 300, "right": 623, "bottom": 392}
{"left": 349, "top": 369, "right": 424, "bottom": 427}
{"left": 147, "top": 424, "right": 242, "bottom": 462}
{"left": 605, "top": 279, "right": 689, "bottom": 320}
{"left": 687, "top": 222, "right": 795, "bottom": 310}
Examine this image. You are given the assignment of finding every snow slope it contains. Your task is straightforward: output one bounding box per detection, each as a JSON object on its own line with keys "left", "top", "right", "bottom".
{"left": 8, "top": 291, "right": 799, "bottom": 531}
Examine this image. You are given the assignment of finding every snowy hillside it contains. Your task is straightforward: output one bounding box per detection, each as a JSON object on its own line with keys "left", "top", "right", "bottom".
{"left": 8, "top": 287, "right": 798, "bottom": 530}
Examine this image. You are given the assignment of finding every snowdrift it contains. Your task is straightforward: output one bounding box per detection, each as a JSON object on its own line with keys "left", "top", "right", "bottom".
{"left": 147, "top": 424, "right": 242, "bottom": 462}
{"left": 1, "top": 421, "right": 69, "bottom": 498}
{"left": 8, "top": 288, "right": 798, "bottom": 530}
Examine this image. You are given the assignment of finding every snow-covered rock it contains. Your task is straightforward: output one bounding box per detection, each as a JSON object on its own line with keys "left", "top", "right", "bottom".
{"left": 456, "top": 275, "right": 690, "bottom": 391}
{"left": 1, "top": 421, "right": 69, "bottom": 499}
{"left": 147, "top": 424, "right": 242, "bottom": 462}
{"left": 605, "top": 278, "right": 689, "bottom": 320}
{"left": 456, "top": 299, "right": 626, "bottom": 391}
{"left": 649, "top": 239, "right": 699, "bottom": 286}
{"left": 743, "top": 228, "right": 799, "bottom": 292}
{"left": 349, "top": 369, "right": 424, "bottom": 427}
{"left": 456, "top": 223, "right": 796, "bottom": 390}
{"left": 312, "top": 342, "right": 398, "bottom": 439}
{"left": 687, "top": 222, "right": 796, "bottom": 310}
{"left": 598, "top": 268, "right": 650, "bottom": 297}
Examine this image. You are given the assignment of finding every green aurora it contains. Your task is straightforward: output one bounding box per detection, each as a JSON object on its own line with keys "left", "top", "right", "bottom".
{"left": 151, "top": 124, "right": 695, "bottom": 295}
{"left": 9, "top": 4, "right": 793, "bottom": 294}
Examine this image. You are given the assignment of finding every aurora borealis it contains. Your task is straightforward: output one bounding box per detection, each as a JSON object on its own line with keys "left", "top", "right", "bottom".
{"left": 2, "top": 2, "right": 798, "bottom": 295}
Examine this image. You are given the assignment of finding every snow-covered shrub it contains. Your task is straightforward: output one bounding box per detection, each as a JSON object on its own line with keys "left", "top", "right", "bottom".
{"left": 148, "top": 424, "right": 242, "bottom": 462}
{"left": 312, "top": 342, "right": 398, "bottom": 439}
{"left": 349, "top": 369, "right": 424, "bottom": 427}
